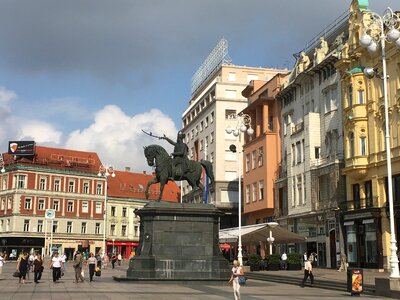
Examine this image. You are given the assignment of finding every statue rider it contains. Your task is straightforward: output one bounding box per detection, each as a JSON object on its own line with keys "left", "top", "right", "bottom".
{"left": 162, "top": 131, "right": 189, "bottom": 178}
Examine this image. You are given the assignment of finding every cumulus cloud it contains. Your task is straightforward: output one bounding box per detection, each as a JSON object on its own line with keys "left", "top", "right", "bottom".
{"left": 65, "top": 105, "right": 178, "bottom": 172}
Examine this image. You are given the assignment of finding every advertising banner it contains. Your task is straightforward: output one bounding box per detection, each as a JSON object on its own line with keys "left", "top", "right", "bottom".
{"left": 8, "top": 141, "right": 35, "bottom": 156}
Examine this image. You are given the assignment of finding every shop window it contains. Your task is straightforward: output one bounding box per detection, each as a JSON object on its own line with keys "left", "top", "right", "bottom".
{"left": 364, "top": 221, "right": 378, "bottom": 264}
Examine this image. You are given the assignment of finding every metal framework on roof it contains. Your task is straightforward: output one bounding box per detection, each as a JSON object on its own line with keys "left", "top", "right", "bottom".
{"left": 191, "top": 38, "right": 232, "bottom": 96}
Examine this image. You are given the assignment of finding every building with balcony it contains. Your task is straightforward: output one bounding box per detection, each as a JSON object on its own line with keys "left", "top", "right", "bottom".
{"left": 276, "top": 15, "right": 347, "bottom": 267}
{"left": 336, "top": 0, "right": 400, "bottom": 270}
{"left": 181, "top": 39, "right": 286, "bottom": 228}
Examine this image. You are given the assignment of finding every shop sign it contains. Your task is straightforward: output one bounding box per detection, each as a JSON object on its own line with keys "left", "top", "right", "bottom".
{"left": 343, "top": 212, "right": 372, "bottom": 221}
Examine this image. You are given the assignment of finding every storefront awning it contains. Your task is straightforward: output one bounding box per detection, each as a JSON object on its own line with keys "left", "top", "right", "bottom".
{"left": 219, "top": 223, "right": 306, "bottom": 244}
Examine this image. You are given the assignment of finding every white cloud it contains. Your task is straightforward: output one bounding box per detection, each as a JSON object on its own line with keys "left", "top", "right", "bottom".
{"left": 65, "top": 105, "right": 178, "bottom": 172}
{"left": 19, "top": 120, "right": 62, "bottom": 144}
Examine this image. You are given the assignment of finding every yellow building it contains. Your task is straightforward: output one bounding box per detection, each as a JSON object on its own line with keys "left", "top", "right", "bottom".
{"left": 337, "top": 0, "right": 400, "bottom": 270}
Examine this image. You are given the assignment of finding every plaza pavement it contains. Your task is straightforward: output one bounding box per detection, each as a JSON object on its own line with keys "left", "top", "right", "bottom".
{"left": 0, "top": 259, "right": 391, "bottom": 300}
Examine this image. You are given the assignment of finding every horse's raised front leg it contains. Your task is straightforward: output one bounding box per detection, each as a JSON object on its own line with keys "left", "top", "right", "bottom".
{"left": 145, "top": 177, "right": 159, "bottom": 199}
{"left": 157, "top": 178, "right": 168, "bottom": 201}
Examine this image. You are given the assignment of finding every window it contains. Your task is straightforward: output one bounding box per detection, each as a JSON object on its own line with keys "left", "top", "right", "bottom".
{"left": 2, "top": 177, "right": 7, "bottom": 190}
{"left": 358, "top": 90, "right": 365, "bottom": 104}
{"left": 81, "top": 222, "right": 87, "bottom": 234}
{"left": 134, "top": 225, "right": 139, "bottom": 237}
{"left": 17, "top": 175, "right": 26, "bottom": 188}
{"left": 95, "top": 223, "right": 100, "bottom": 234}
{"left": 96, "top": 183, "right": 102, "bottom": 195}
{"left": 315, "top": 147, "right": 321, "bottom": 159}
{"left": 23, "top": 220, "right": 30, "bottom": 232}
{"left": 1, "top": 198, "right": 4, "bottom": 210}
{"left": 296, "top": 142, "right": 302, "bottom": 164}
{"left": 53, "top": 199, "right": 60, "bottom": 211}
{"left": 121, "top": 225, "right": 127, "bottom": 237}
{"left": 67, "top": 201, "right": 73, "bottom": 212}
{"left": 360, "top": 136, "right": 367, "bottom": 156}
{"left": 111, "top": 206, "right": 116, "bottom": 217}
{"left": 7, "top": 198, "right": 11, "bottom": 210}
{"left": 96, "top": 202, "right": 102, "bottom": 214}
{"left": 210, "top": 132, "right": 214, "bottom": 143}
{"left": 38, "top": 199, "right": 45, "bottom": 211}
{"left": 245, "top": 154, "right": 250, "bottom": 172}
{"left": 205, "top": 116, "right": 209, "bottom": 128}
{"left": 82, "top": 201, "right": 88, "bottom": 213}
{"left": 252, "top": 183, "right": 257, "bottom": 202}
{"left": 6, "top": 219, "right": 10, "bottom": 231}
{"left": 68, "top": 180, "right": 75, "bottom": 193}
{"left": 292, "top": 144, "right": 296, "bottom": 166}
{"left": 297, "top": 175, "right": 303, "bottom": 205}
{"left": 246, "top": 185, "right": 250, "bottom": 203}
{"left": 210, "top": 152, "right": 214, "bottom": 164}
{"left": 349, "top": 132, "right": 355, "bottom": 158}
{"left": 259, "top": 180, "right": 264, "bottom": 200}
{"left": 37, "top": 220, "right": 43, "bottom": 233}
{"left": 365, "top": 180, "right": 373, "bottom": 208}
{"left": 211, "top": 112, "right": 214, "bottom": 123}
{"left": 258, "top": 147, "right": 264, "bottom": 167}
{"left": 67, "top": 221, "right": 72, "bottom": 233}
{"left": 54, "top": 179, "right": 60, "bottom": 192}
{"left": 225, "top": 109, "right": 236, "bottom": 119}
{"left": 353, "top": 183, "right": 360, "bottom": 209}
{"left": 252, "top": 150, "right": 257, "bottom": 169}
{"left": 200, "top": 121, "right": 203, "bottom": 132}
{"left": 205, "top": 136, "right": 209, "bottom": 149}
{"left": 39, "top": 178, "right": 46, "bottom": 190}
{"left": 122, "top": 207, "right": 127, "bottom": 217}
{"left": 348, "top": 85, "right": 353, "bottom": 106}
{"left": 110, "top": 224, "right": 116, "bottom": 236}
{"left": 24, "top": 198, "right": 32, "bottom": 210}
{"left": 52, "top": 221, "right": 58, "bottom": 233}
{"left": 83, "top": 182, "right": 89, "bottom": 194}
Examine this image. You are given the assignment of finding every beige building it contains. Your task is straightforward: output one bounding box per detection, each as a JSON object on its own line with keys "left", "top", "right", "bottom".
{"left": 181, "top": 39, "right": 285, "bottom": 228}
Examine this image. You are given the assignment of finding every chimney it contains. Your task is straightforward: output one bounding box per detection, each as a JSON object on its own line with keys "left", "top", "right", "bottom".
{"left": 125, "top": 167, "right": 131, "bottom": 172}
{"left": 143, "top": 171, "right": 146, "bottom": 175}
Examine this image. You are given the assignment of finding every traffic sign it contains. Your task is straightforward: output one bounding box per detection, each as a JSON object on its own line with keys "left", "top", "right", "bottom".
{"left": 45, "top": 209, "right": 55, "bottom": 219}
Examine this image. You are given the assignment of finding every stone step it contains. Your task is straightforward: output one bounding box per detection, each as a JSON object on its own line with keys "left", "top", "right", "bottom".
{"left": 245, "top": 272, "right": 376, "bottom": 295}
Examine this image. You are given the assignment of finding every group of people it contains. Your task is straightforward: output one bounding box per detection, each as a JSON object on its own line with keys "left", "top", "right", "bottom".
{"left": 15, "top": 252, "right": 45, "bottom": 284}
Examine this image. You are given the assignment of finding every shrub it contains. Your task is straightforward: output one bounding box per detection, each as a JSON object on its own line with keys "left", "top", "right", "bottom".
{"left": 248, "top": 253, "right": 261, "bottom": 265}
{"left": 267, "top": 253, "right": 281, "bottom": 265}
{"left": 287, "top": 253, "right": 302, "bottom": 264}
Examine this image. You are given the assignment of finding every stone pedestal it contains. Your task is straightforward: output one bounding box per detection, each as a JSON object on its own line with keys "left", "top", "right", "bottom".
{"left": 375, "top": 277, "right": 400, "bottom": 298}
{"left": 125, "top": 202, "right": 230, "bottom": 281}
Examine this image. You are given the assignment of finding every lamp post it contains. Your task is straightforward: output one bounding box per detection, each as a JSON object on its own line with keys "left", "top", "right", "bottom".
{"left": 266, "top": 222, "right": 279, "bottom": 255}
{"left": 225, "top": 113, "right": 254, "bottom": 266}
{"left": 360, "top": 7, "right": 400, "bottom": 278}
{"left": 98, "top": 165, "right": 116, "bottom": 258}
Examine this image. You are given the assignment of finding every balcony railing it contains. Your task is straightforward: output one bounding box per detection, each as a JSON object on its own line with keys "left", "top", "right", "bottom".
{"left": 291, "top": 121, "right": 304, "bottom": 135}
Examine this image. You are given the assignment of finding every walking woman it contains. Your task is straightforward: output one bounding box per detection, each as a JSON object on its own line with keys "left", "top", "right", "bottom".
{"left": 50, "top": 252, "right": 63, "bottom": 282}
{"left": 87, "top": 252, "right": 97, "bottom": 282}
{"left": 228, "top": 260, "right": 244, "bottom": 300}
{"left": 16, "top": 253, "right": 29, "bottom": 284}
{"left": 33, "top": 254, "right": 43, "bottom": 283}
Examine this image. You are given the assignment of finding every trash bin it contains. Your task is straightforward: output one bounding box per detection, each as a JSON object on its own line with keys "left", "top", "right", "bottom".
{"left": 347, "top": 268, "right": 363, "bottom": 296}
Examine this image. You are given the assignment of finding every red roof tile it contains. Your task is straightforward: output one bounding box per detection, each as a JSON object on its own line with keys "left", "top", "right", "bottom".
{"left": 3, "top": 145, "right": 102, "bottom": 174}
{"left": 107, "top": 170, "right": 180, "bottom": 202}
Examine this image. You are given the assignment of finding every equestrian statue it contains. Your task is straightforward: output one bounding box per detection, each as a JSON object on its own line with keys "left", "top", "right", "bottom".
{"left": 143, "top": 130, "right": 214, "bottom": 201}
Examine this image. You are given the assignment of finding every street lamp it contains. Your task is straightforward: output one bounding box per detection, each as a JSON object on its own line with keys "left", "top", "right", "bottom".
{"left": 266, "top": 222, "right": 279, "bottom": 255}
{"left": 225, "top": 112, "right": 254, "bottom": 266}
{"left": 98, "top": 165, "right": 116, "bottom": 258}
{"left": 360, "top": 7, "right": 400, "bottom": 278}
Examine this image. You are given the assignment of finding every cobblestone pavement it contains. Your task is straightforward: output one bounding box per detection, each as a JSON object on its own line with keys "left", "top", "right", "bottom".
{"left": 0, "top": 260, "right": 384, "bottom": 300}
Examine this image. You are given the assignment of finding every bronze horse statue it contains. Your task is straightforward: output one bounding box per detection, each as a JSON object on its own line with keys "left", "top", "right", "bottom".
{"left": 144, "top": 144, "right": 214, "bottom": 201}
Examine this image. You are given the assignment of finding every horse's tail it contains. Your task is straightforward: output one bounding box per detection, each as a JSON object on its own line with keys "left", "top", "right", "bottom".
{"left": 200, "top": 159, "right": 215, "bottom": 185}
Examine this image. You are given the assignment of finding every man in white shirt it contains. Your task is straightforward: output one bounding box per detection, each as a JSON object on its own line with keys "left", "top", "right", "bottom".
{"left": 281, "top": 252, "right": 287, "bottom": 270}
{"left": 49, "top": 252, "right": 63, "bottom": 282}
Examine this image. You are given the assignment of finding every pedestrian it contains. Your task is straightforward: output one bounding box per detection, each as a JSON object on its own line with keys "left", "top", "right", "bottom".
{"left": 0, "top": 253, "right": 4, "bottom": 279}
{"left": 16, "top": 253, "right": 29, "bottom": 284}
{"left": 28, "top": 253, "right": 35, "bottom": 271}
{"left": 96, "top": 253, "right": 102, "bottom": 269}
{"left": 73, "top": 250, "right": 85, "bottom": 283}
{"left": 228, "top": 260, "right": 244, "bottom": 300}
{"left": 60, "top": 252, "right": 67, "bottom": 273}
{"left": 111, "top": 253, "right": 117, "bottom": 269}
{"left": 102, "top": 253, "right": 109, "bottom": 269}
{"left": 118, "top": 253, "right": 122, "bottom": 266}
{"left": 303, "top": 251, "right": 308, "bottom": 262}
{"left": 338, "top": 252, "right": 348, "bottom": 272}
{"left": 33, "top": 254, "right": 43, "bottom": 283}
{"left": 50, "top": 252, "right": 63, "bottom": 282}
{"left": 311, "top": 252, "right": 318, "bottom": 268}
{"left": 87, "top": 252, "right": 97, "bottom": 282}
{"left": 281, "top": 252, "right": 287, "bottom": 270}
{"left": 300, "top": 256, "right": 314, "bottom": 287}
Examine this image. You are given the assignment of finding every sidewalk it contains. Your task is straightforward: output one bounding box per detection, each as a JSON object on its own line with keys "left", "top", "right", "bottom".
{"left": 0, "top": 261, "right": 385, "bottom": 299}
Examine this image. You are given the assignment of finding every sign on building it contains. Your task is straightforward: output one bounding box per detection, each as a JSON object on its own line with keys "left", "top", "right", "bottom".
{"left": 45, "top": 209, "right": 55, "bottom": 219}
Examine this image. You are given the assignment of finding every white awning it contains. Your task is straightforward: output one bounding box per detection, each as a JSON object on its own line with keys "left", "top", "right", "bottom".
{"left": 219, "top": 223, "right": 306, "bottom": 244}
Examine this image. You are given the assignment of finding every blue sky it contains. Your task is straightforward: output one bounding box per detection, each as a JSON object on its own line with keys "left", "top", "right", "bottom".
{"left": 0, "top": 0, "right": 397, "bottom": 172}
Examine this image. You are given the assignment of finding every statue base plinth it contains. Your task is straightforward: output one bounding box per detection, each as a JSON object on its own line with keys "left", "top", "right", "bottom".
{"left": 122, "top": 202, "right": 230, "bottom": 281}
